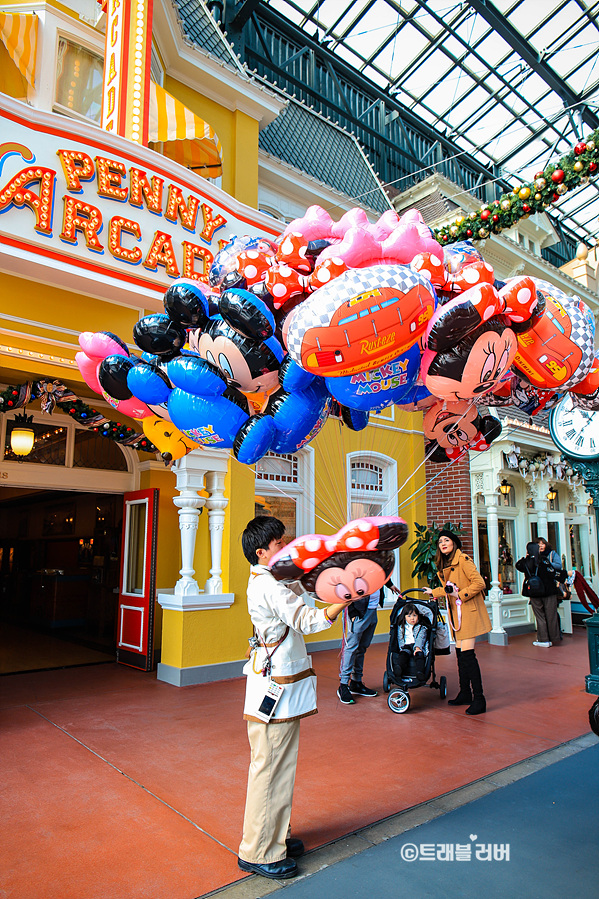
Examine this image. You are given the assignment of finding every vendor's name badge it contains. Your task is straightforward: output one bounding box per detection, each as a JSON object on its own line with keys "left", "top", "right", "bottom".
{"left": 255, "top": 680, "right": 285, "bottom": 722}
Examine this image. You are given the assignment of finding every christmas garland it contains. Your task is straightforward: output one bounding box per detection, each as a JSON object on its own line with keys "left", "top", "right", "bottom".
{"left": 0, "top": 380, "right": 157, "bottom": 453}
{"left": 434, "top": 130, "right": 599, "bottom": 246}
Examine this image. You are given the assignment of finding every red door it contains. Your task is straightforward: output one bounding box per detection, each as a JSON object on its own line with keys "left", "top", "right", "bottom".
{"left": 117, "top": 489, "right": 159, "bottom": 671}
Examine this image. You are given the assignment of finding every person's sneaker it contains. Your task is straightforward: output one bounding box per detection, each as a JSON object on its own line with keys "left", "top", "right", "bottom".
{"left": 533, "top": 641, "right": 552, "bottom": 647}
{"left": 349, "top": 680, "right": 378, "bottom": 697}
{"left": 337, "top": 683, "right": 355, "bottom": 704}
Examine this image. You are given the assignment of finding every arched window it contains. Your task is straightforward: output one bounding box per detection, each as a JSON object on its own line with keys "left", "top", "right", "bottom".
{"left": 255, "top": 450, "right": 313, "bottom": 538}
{"left": 348, "top": 453, "right": 399, "bottom": 598}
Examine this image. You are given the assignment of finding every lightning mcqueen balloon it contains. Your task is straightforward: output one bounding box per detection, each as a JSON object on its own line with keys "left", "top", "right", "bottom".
{"left": 283, "top": 265, "right": 436, "bottom": 379}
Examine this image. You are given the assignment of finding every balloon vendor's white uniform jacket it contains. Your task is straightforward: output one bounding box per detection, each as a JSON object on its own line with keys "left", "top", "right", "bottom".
{"left": 243, "top": 564, "right": 332, "bottom": 722}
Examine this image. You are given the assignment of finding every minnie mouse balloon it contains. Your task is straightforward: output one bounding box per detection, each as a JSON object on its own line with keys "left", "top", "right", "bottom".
{"left": 269, "top": 516, "right": 408, "bottom": 603}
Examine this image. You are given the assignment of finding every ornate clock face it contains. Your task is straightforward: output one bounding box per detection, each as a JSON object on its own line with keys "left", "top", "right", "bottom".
{"left": 549, "top": 395, "right": 599, "bottom": 461}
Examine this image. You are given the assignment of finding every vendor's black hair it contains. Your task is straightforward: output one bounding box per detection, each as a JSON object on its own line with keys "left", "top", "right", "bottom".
{"left": 299, "top": 549, "right": 395, "bottom": 593}
{"left": 242, "top": 516, "right": 285, "bottom": 564}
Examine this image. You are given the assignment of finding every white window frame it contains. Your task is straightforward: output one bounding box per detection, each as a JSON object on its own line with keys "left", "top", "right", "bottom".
{"left": 347, "top": 450, "right": 399, "bottom": 605}
{"left": 254, "top": 447, "right": 314, "bottom": 537}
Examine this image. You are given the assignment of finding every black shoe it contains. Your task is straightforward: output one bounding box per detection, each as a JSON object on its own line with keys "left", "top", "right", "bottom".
{"left": 286, "top": 838, "right": 305, "bottom": 858}
{"left": 349, "top": 680, "right": 378, "bottom": 697}
{"left": 447, "top": 690, "right": 473, "bottom": 706}
{"left": 465, "top": 696, "right": 486, "bottom": 715}
{"left": 337, "top": 683, "right": 355, "bottom": 704}
{"left": 237, "top": 857, "right": 298, "bottom": 879}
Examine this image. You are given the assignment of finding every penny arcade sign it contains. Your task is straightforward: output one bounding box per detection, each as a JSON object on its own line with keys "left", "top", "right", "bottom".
{"left": 0, "top": 94, "right": 281, "bottom": 308}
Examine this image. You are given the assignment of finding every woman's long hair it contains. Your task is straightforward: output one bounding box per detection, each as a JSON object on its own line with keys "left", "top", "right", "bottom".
{"left": 537, "top": 537, "right": 553, "bottom": 554}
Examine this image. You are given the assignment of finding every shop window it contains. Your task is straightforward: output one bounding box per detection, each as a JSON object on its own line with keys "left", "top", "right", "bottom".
{"left": 55, "top": 38, "right": 103, "bottom": 122}
{"left": 255, "top": 453, "right": 300, "bottom": 539}
{"left": 476, "top": 519, "right": 516, "bottom": 594}
{"left": 73, "top": 430, "right": 128, "bottom": 471}
{"left": 498, "top": 519, "right": 516, "bottom": 594}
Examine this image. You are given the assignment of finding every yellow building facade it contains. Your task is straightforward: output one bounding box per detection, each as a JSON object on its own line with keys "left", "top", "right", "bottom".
{"left": 0, "top": 0, "right": 426, "bottom": 684}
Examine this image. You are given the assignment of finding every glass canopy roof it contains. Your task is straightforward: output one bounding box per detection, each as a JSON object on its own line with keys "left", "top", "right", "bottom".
{"left": 263, "top": 0, "right": 599, "bottom": 244}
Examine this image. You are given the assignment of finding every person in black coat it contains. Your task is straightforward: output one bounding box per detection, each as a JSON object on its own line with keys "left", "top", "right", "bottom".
{"left": 515, "top": 541, "right": 561, "bottom": 647}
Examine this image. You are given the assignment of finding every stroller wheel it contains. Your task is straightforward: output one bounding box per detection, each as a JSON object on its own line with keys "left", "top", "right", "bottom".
{"left": 383, "top": 671, "right": 390, "bottom": 693}
{"left": 439, "top": 675, "right": 447, "bottom": 700}
{"left": 388, "top": 689, "right": 410, "bottom": 714}
{"left": 590, "top": 697, "right": 599, "bottom": 737}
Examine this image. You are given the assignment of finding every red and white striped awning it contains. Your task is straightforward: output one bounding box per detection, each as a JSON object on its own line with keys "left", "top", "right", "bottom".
{"left": 0, "top": 12, "right": 37, "bottom": 88}
{"left": 149, "top": 81, "right": 222, "bottom": 176}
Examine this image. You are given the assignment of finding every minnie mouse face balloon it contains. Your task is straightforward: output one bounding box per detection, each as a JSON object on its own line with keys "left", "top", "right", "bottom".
{"left": 269, "top": 516, "right": 408, "bottom": 603}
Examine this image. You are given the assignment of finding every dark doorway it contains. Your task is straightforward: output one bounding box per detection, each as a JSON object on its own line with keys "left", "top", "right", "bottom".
{"left": 0, "top": 488, "right": 123, "bottom": 674}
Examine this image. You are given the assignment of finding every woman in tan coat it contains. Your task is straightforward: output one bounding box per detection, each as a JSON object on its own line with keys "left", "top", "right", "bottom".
{"left": 424, "top": 529, "right": 491, "bottom": 715}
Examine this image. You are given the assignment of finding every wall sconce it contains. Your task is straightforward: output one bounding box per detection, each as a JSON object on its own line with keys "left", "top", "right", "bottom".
{"left": 546, "top": 487, "right": 557, "bottom": 502}
{"left": 499, "top": 479, "right": 512, "bottom": 495}
{"left": 588, "top": 497, "right": 594, "bottom": 506}
{"left": 10, "top": 412, "right": 35, "bottom": 457}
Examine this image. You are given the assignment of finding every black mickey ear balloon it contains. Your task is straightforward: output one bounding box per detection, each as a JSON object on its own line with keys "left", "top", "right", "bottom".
{"left": 163, "top": 281, "right": 210, "bottom": 329}
{"left": 219, "top": 288, "right": 274, "bottom": 341}
{"left": 427, "top": 442, "right": 450, "bottom": 462}
{"left": 478, "top": 415, "right": 503, "bottom": 444}
{"left": 133, "top": 313, "right": 187, "bottom": 359}
{"left": 98, "top": 355, "right": 136, "bottom": 400}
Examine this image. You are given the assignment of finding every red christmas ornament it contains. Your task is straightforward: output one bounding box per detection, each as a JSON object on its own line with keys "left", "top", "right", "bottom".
{"left": 466, "top": 229, "right": 473, "bottom": 237}
{"left": 575, "top": 142, "right": 587, "bottom": 155}
{"left": 551, "top": 169, "right": 565, "bottom": 183}
{"left": 481, "top": 209, "right": 491, "bottom": 221}
{"left": 7, "top": 400, "right": 13, "bottom": 407}
{"left": 493, "top": 199, "right": 500, "bottom": 206}
{"left": 522, "top": 204, "right": 531, "bottom": 213}
{"left": 534, "top": 171, "right": 545, "bottom": 179}
{"left": 553, "top": 192, "right": 560, "bottom": 201}
{"left": 69, "top": 408, "right": 76, "bottom": 414}
{"left": 589, "top": 162, "right": 598, "bottom": 173}
{"left": 11, "top": 390, "right": 17, "bottom": 395}
{"left": 492, "top": 214, "right": 499, "bottom": 222}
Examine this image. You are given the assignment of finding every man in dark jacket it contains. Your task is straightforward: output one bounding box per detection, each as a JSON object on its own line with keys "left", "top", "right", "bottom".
{"left": 516, "top": 541, "right": 561, "bottom": 647}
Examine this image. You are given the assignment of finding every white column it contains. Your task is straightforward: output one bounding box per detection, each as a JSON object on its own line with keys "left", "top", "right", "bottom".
{"left": 204, "top": 469, "right": 229, "bottom": 594}
{"left": 172, "top": 454, "right": 209, "bottom": 597}
{"left": 535, "top": 496, "right": 549, "bottom": 539}
{"left": 157, "top": 448, "right": 234, "bottom": 611}
{"left": 485, "top": 492, "right": 508, "bottom": 645}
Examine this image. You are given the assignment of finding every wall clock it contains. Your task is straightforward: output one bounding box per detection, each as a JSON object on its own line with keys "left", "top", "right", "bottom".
{"left": 549, "top": 394, "right": 599, "bottom": 461}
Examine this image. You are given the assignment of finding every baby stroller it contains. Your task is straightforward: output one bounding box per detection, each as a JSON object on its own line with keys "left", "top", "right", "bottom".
{"left": 383, "top": 589, "right": 450, "bottom": 714}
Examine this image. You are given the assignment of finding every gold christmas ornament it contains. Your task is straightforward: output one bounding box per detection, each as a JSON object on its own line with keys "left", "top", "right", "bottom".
{"left": 574, "top": 160, "right": 584, "bottom": 172}
{"left": 587, "top": 141, "right": 595, "bottom": 151}
{"left": 469, "top": 211, "right": 478, "bottom": 220}
{"left": 512, "top": 187, "right": 520, "bottom": 195}
{"left": 535, "top": 192, "right": 542, "bottom": 200}
{"left": 501, "top": 198, "right": 511, "bottom": 210}
{"left": 581, "top": 175, "right": 590, "bottom": 184}
{"left": 450, "top": 226, "right": 458, "bottom": 235}
{"left": 456, "top": 216, "right": 465, "bottom": 225}
{"left": 478, "top": 228, "right": 489, "bottom": 238}
{"left": 535, "top": 178, "right": 546, "bottom": 190}
{"left": 519, "top": 187, "right": 531, "bottom": 199}
{"left": 556, "top": 183, "right": 568, "bottom": 195}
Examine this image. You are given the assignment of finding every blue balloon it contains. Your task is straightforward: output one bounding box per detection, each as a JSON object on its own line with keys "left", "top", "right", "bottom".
{"left": 325, "top": 345, "right": 421, "bottom": 412}
{"left": 168, "top": 389, "right": 249, "bottom": 449}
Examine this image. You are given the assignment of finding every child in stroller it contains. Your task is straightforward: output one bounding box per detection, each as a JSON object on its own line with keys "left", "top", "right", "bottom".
{"left": 383, "top": 589, "right": 449, "bottom": 714}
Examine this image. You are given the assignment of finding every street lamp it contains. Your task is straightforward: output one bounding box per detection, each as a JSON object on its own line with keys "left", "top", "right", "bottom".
{"left": 10, "top": 412, "right": 35, "bottom": 457}
{"left": 499, "top": 479, "right": 511, "bottom": 495}
{"left": 547, "top": 486, "right": 557, "bottom": 502}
